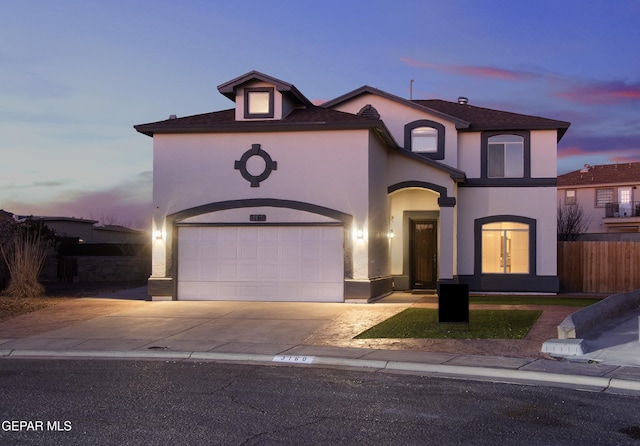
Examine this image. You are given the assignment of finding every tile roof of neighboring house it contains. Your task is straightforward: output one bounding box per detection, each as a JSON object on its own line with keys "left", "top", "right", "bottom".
{"left": 134, "top": 106, "right": 383, "bottom": 137}
{"left": 557, "top": 162, "right": 640, "bottom": 187}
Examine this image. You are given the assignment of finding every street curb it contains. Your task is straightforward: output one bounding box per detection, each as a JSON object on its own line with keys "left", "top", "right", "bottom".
{"left": 3, "top": 348, "right": 640, "bottom": 394}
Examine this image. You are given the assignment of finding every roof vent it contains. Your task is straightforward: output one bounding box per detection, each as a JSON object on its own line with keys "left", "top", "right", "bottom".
{"left": 457, "top": 97, "right": 468, "bottom": 105}
{"left": 357, "top": 104, "right": 380, "bottom": 119}
{"left": 169, "top": 114, "right": 177, "bottom": 120}
{"left": 580, "top": 163, "right": 592, "bottom": 173}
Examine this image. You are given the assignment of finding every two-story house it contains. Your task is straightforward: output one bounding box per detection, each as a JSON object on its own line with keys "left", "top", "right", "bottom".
{"left": 558, "top": 162, "right": 640, "bottom": 235}
{"left": 135, "top": 71, "right": 570, "bottom": 302}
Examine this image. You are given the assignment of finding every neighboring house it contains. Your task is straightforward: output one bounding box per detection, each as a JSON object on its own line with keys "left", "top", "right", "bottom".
{"left": 135, "top": 71, "right": 570, "bottom": 302}
{"left": 557, "top": 162, "right": 640, "bottom": 235}
{"left": 12, "top": 214, "right": 147, "bottom": 245}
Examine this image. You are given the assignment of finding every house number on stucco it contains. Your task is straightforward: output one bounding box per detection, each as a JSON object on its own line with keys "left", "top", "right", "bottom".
{"left": 234, "top": 143, "right": 278, "bottom": 187}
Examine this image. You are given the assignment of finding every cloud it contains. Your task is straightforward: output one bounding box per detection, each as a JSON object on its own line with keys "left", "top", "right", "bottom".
{"left": 2, "top": 172, "right": 153, "bottom": 229}
{"left": 402, "top": 56, "right": 640, "bottom": 107}
{"left": 554, "top": 80, "right": 640, "bottom": 104}
{"left": 400, "top": 57, "right": 538, "bottom": 81}
{"left": 557, "top": 146, "right": 589, "bottom": 159}
{"left": 32, "top": 181, "right": 67, "bottom": 187}
{"left": 559, "top": 134, "right": 640, "bottom": 155}
{"left": 558, "top": 134, "right": 640, "bottom": 173}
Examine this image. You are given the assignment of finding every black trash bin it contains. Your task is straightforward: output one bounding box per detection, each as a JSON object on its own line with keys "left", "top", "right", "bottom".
{"left": 437, "top": 283, "right": 469, "bottom": 329}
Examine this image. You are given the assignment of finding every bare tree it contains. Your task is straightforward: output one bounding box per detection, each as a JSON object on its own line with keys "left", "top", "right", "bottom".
{"left": 557, "top": 201, "right": 591, "bottom": 241}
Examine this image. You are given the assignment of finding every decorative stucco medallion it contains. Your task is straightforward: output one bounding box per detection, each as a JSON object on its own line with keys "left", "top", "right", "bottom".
{"left": 234, "top": 144, "right": 277, "bottom": 187}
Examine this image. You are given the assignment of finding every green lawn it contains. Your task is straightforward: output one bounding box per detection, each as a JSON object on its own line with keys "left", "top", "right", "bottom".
{"left": 354, "top": 308, "right": 543, "bottom": 340}
{"left": 468, "top": 296, "right": 601, "bottom": 306}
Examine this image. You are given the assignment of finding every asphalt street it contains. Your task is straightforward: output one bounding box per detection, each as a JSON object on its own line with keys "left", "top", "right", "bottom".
{"left": 1, "top": 359, "right": 639, "bottom": 446}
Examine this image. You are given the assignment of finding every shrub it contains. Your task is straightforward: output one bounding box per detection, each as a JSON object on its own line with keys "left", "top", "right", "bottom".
{"left": 0, "top": 221, "right": 55, "bottom": 298}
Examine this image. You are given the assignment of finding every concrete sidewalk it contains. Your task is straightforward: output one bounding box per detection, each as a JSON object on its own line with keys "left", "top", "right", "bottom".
{"left": 1, "top": 288, "right": 639, "bottom": 394}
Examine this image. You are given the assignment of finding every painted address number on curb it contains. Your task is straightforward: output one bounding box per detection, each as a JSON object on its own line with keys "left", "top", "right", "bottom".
{"left": 272, "top": 355, "right": 315, "bottom": 364}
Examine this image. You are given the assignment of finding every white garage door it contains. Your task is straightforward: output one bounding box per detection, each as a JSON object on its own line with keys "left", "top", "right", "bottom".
{"left": 177, "top": 226, "right": 344, "bottom": 302}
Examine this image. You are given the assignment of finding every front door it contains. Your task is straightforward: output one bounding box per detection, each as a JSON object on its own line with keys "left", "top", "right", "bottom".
{"left": 410, "top": 220, "right": 437, "bottom": 289}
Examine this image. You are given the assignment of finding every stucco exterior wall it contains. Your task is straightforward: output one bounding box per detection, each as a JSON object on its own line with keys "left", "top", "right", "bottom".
{"left": 367, "top": 132, "right": 391, "bottom": 279}
{"left": 331, "top": 95, "right": 460, "bottom": 169}
{"left": 457, "top": 186, "right": 558, "bottom": 276}
{"left": 457, "top": 130, "right": 558, "bottom": 180}
{"left": 457, "top": 132, "right": 481, "bottom": 178}
{"left": 530, "top": 130, "right": 559, "bottom": 178}
{"left": 386, "top": 154, "right": 456, "bottom": 197}
{"left": 153, "top": 130, "right": 369, "bottom": 217}
{"left": 151, "top": 129, "right": 373, "bottom": 283}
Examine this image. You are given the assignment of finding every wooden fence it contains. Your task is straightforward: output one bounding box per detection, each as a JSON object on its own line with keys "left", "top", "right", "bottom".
{"left": 557, "top": 241, "right": 640, "bottom": 293}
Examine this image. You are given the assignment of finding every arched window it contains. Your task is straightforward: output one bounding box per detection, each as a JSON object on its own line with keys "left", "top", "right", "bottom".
{"left": 474, "top": 215, "right": 536, "bottom": 277}
{"left": 411, "top": 126, "right": 438, "bottom": 153}
{"left": 481, "top": 221, "right": 529, "bottom": 273}
{"left": 481, "top": 131, "right": 531, "bottom": 180}
{"left": 404, "top": 120, "right": 445, "bottom": 160}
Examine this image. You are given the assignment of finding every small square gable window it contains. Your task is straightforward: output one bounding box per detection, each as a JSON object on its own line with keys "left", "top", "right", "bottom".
{"left": 245, "top": 87, "right": 274, "bottom": 119}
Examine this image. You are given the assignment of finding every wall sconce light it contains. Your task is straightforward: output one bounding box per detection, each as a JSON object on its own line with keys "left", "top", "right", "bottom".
{"left": 388, "top": 229, "right": 395, "bottom": 239}
{"left": 356, "top": 229, "right": 364, "bottom": 240}
{"left": 153, "top": 230, "right": 163, "bottom": 240}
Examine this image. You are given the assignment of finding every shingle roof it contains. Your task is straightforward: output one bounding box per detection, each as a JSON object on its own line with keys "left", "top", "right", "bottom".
{"left": 557, "top": 162, "right": 640, "bottom": 186}
{"left": 134, "top": 106, "right": 382, "bottom": 137}
{"left": 413, "top": 99, "right": 570, "bottom": 139}
{"left": 321, "top": 85, "right": 570, "bottom": 140}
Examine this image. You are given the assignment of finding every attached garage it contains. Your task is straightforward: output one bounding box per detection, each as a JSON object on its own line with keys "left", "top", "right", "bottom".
{"left": 176, "top": 225, "right": 344, "bottom": 302}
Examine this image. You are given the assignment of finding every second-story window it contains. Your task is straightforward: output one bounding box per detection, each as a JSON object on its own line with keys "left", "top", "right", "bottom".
{"left": 411, "top": 126, "right": 438, "bottom": 153}
{"left": 404, "top": 119, "right": 445, "bottom": 160}
{"left": 487, "top": 134, "right": 524, "bottom": 178}
{"left": 244, "top": 87, "right": 274, "bottom": 119}
{"left": 481, "top": 131, "right": 531, "bottom": 180}
{"left": 595, "top": 188, "right": 614, "bottom": 207}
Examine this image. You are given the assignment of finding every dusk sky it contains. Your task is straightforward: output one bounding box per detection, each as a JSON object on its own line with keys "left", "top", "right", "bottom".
{"left": 2, "top": 0, "right": 639, "bottom": 229}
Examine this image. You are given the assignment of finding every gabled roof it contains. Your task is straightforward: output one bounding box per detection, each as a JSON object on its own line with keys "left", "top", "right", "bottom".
{"left": 322, "top": 85, "right": 570, "bottom": 141}
{"left": 415, "top": 100, "right": 570, "bottom": 140}
{"left": 322, "top": 86, "right": 471, "bottom": 128}
{"left": 217, "top": 70, "right": 313, "bottom": 107}
{"left": 558, "top": 162, "right": 640, "bottom": 187}
{"left": 134, "top": 106, "right": 387, "bottom": 137}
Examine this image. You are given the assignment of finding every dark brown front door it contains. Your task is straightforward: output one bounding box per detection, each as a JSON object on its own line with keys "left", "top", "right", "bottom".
{"left": 410, "top": 220, "right": 437, "bottom": 289}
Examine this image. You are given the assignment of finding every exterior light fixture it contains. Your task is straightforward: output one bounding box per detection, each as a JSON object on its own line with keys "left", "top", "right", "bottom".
{"left": 154, "top": 230, "right": 163, "bottom": 240}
